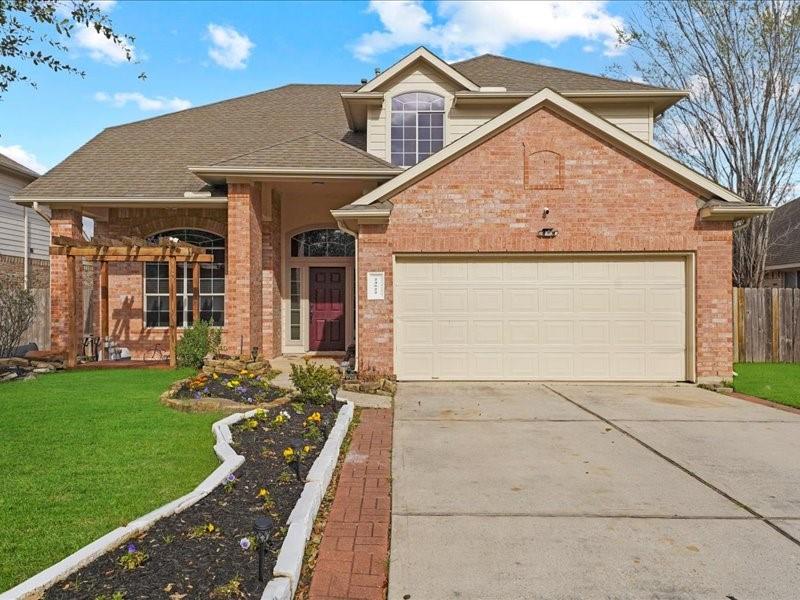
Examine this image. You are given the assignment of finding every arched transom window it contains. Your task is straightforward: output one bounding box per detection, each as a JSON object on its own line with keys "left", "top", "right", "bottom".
{"left": 390, "top": 92, "right": 445, "bottom": 167}
{"left": 144, "top": 229, "right": 225, "bottom": 327}
{"left": 290, "top": 228, "right": 355, "bottom": 257}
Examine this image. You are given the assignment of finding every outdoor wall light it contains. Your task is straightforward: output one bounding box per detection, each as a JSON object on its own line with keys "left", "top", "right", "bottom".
{"left": 537, "top": 227, "right": 559, "bottom": 239}
{"left": 254, "top": 515, "right": 273, "bottom": 582}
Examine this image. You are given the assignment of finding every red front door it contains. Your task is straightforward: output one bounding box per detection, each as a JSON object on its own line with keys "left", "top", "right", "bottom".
{"left": 309, "top": 267, "right": 346, "bottom": 352}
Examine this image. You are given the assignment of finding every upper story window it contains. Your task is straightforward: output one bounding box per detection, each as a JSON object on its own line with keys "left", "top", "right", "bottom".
{"left": 143, "top": 229, "right": 225, "bottom": 327}
{"left": 390, "top": 92, "right": 445, "bottom": 167}
{"left": 290, "top": 229, "right": 355, "bottom": 257}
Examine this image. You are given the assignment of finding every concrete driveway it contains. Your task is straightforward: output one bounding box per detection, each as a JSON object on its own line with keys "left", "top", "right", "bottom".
{"left": 389, "top": 383, "right": 800, "bottom": 600}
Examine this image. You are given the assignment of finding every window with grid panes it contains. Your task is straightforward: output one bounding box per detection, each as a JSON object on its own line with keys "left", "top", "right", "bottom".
{"left": 390, "top": 92, "right": 445, "bottom": 167}
{"left": 143, "top": 229, "right": 225, "bottom": 327}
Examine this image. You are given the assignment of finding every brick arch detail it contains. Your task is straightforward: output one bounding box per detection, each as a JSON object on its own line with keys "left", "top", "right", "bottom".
{"left": 136, "top": 215, "right": 227, "bottom": 239}
{"left": 523, "top": 146, "right": 564, "bottom": 190}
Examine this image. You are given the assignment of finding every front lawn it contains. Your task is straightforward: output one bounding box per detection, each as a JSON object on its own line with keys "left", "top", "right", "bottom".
{"left": 0, "top": 368, "right": 224, "bottom": 592}
{"left": 733, "top": 363, "right": 800, "bottom": 409}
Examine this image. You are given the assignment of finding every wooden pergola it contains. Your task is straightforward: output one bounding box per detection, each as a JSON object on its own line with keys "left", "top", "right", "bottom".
{"left": 50, "top": 236, "right": 214, "bottom": 368}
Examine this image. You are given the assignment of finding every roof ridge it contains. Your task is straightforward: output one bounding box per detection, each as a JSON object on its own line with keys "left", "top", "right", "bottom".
{"left": 311, "top": 132, "right": 397, "bottom": 168}
{"left": 210, "top": 132, "right": 322, "bottom": 166}
{"left": 451, "top": 53, "right": 675, "bottom": 92}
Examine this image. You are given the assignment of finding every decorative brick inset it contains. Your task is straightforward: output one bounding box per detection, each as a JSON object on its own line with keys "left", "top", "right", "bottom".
{"left": 358, "top": 106, "right": 734, "bottom": 379}
{"left": 524, "top": 146, "right": 564, "bottom": 190}
{"left": 308, "top": 408, "right": 392, "bottom": 600}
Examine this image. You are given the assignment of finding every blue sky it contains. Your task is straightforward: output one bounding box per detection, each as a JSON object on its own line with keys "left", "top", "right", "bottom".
{"left": 0, "top": 0, "right": 642, "bottom": 173}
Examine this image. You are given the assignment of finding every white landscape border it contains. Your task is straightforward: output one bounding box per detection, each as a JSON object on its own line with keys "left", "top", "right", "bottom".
{"left": 1, "top": 400, "right": 355, "bottom": 600}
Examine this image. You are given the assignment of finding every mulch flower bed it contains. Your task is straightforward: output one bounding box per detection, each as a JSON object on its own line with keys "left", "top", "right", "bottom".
{"left": 175, "top": 371, "right": 286, "bottom": 405}
{"left": 44, "top": 401, "right": 340, "bottom": 600}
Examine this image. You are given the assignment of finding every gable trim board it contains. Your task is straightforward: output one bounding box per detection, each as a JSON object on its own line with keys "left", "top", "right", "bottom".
{"left": 357, "top": 47, "right": 481, "bottom": 93}
{"left": 348, "top": 88, "right": 750, "bottom": 211}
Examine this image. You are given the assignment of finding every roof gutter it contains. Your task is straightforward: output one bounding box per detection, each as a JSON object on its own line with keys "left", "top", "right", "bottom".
{"left": 698, "top": 204, "right": 774, "bottom": 221}
{"left": 189, "top": 166, "right": 399, "bottom": 181}
{"left": 11, "top": 196, "right": 229, "bottom": 208}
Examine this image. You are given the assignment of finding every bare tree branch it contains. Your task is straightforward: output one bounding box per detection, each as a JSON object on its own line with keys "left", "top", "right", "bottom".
{"left": 616, "top": 0, "right": 800, "bottom": 286}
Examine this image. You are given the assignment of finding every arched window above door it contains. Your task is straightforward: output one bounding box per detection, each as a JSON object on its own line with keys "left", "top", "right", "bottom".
{"left": 290, "top": 229, "right": 354, "bottom": 257}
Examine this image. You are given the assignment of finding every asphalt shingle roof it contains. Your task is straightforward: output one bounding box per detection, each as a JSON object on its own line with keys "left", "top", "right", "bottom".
{"left": 767, "top": 197, "right": 800, "bottom": 267}
{"left": 211, "top": 132, "right": 397, "bottom": 171}
{"left": 17, "top": 84, "right": 362, "bottom": 199}
{"left": 18, "top": 54, "right": 677, "bottom": 200}
{"left": 0, "top": 152, "right": 39, "bottom": 180}
{"left": 451, "top": 54, "right": 676, "bottom": 93}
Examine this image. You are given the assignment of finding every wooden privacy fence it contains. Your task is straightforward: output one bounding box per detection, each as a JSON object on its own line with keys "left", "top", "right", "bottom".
{"left": 733, "top": 288, "right": 800, "bottom": 363}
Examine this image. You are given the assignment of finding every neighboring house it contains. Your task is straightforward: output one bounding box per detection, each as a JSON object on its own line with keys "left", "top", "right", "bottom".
{"left": 13, "top": 47, "right": 768, "bottom": 383}
{"left": 765, "top": 197, "right": 800, "bottom": 288}
{"left": 0, "top": 152, "right": 47, "bottom": 288}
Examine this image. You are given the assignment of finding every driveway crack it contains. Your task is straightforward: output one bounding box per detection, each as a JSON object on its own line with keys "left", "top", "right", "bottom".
{"left": 543, "top": 384, "right": 800, "bottom": 549}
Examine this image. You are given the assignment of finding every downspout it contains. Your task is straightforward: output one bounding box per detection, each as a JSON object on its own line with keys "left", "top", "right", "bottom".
{"left": 336, "top": 219, "right": 358, "bottom": 369}
{"left": 23, "top": 207, "right": 29, "bottom": 290}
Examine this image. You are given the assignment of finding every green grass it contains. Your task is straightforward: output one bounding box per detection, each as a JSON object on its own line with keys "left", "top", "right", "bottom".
{"left": 733, "top": 363, "right": 800, "bottom": 409}
{"left": 0, "top": 368, "right": 224, "bottom": 592}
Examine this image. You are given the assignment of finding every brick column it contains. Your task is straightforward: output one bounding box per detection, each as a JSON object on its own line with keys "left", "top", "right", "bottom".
{"left": 50, "top": 209, "right": 83, "bottom": 356}
{"left": 260, "top": 188, "right": 282, "bottom": 358}
{"left": 357, "top": 223, "right": 393, "bottom": 375}
{"left": 225, "top": 183, "right": 262, "bottom": 357}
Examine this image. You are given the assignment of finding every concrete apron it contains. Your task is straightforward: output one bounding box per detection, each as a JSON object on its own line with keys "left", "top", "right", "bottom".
{"left": 389, "top": 382, "right": 800, "bottom": 600}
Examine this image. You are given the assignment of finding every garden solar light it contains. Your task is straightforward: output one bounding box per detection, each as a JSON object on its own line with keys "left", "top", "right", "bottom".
{"left": 251, "top": 346, "right": 259, "bottom": 361}
{"left": 254, "top": 515, "right": 273, "bottom": 582}
{"left": 329, "top": 383, "right": 339, "bottom": 403}
{"left": 290, "top": 437, "right": 304, "bottom": 481}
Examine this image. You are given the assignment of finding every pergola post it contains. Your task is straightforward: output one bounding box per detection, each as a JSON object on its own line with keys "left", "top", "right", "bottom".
{"left": 192, "top": 261, "right": 200, "bottom": 323}
{"left": 168, "top": 256, "right": 177, "bottom": 368}
{"left": 65, "top": 254, "right": 77, "bottom": 368}
{"left": 100, "top": 261, "right": 109, "bottom": 361}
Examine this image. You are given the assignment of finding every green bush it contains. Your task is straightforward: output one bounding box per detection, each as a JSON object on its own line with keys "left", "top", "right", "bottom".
{"left": 289, "top": 360, "right": 341, "bottom": 404}
{"left": 175, "top": 320, "right": 221, "bottom": 368}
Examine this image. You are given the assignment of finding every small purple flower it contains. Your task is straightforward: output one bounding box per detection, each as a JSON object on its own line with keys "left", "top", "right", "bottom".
{"left": 239, "top": 537, "right": 251, "bottom": 551}
{"left": 193, "top": 391, "right": 201, "bottom": 399}
{"left": 126, "top": 543, "right": 136, "bottom": 553}
{"left": 225, "top": 473, "right": 236, "bottom": 483}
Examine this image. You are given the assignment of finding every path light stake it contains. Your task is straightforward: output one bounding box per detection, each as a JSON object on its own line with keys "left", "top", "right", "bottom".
{"left": 320, "top": 417, "right": 330, "bottom": 440}
{"left": 251, "top": 346, "right": 259, "bottom": 361}
{"left": 254, "top": 515, "right": 273, "bottom": 582}
{"left": 291, "top": 437, "right": 304, "bottom": 481}
{"left": 329, "top": 383, "right": 339, "bottom": 406}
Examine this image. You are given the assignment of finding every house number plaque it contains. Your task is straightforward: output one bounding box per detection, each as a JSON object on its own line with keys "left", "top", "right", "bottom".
{"left": 367, "top": 272, "right": 385, "bottom": 300}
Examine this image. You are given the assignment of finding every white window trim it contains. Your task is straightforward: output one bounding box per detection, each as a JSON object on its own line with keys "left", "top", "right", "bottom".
{"left": 387, "top": 89, "right": 448, "bottom": 169}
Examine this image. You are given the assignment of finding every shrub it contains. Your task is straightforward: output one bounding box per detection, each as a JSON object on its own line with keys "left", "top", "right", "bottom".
{"left": 289, "top": 360, "right": 341, "bottom": 404}
{"left": 175, "top": 319, "right": 221, "bottom": 368}
{"left": 0, "top": 274, "right": 36, "bottom": 358}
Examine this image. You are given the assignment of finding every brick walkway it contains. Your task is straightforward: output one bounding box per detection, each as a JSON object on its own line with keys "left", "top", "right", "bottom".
{"left": 309, "top": 408, "right": 392, "bottom": 600}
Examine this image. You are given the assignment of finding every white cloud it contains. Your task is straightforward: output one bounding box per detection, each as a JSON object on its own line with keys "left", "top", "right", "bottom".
{"left": 353, "top": 0, "right": 625, "bottom": 61}
{"left": 206, "top": 24, "right": 254, "bottom": 69}
{"left": 74, "top": 25, "right": 135, "bottom": 64}
{"left": 0, "top": 145, "right": 48, "bottom": 174}
{"left": 94, "top": 91, "right": 192, "bottom": 112}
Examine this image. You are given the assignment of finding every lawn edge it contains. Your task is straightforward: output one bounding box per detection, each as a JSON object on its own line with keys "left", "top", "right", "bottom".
{"left": 729, "top": 391, "right": 800, "bottom": 415}
{"left": 0, "top": 402, "right": 352, "bottom": 600}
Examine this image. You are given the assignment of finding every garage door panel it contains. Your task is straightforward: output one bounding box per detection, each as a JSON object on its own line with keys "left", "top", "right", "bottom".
{"left": 505, "top": 288, "right": 539, "bottom": 312}
{"left": 472, "top": 320, "right": 503, "bottom": 345}
{"left": 395, "top": 257, "right": 687, "bottom": 381}
{"left": 542, "top": 288, "right": 573, "bottom": 312}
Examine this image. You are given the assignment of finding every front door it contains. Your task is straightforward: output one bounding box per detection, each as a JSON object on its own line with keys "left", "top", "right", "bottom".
{"left": 309, "top": 267, "right": 346, "bottom": 352}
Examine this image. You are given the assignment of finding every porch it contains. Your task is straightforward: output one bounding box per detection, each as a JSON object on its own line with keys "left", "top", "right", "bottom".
{"left": 47, "top": 179, "right": 375, "bottom": 366}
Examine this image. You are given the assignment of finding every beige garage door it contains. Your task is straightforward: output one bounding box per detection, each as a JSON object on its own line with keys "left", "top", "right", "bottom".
{"left": 394, "top": 256, "right": 688, "bottom": 381}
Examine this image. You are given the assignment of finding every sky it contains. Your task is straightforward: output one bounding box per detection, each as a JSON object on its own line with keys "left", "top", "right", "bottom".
{"left": 0, "top": 0, "right": 644, "bottom": 174}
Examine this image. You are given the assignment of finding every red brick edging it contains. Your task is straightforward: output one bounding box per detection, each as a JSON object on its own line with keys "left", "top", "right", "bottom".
{"left": 309, "top": 408, "right": 392, "bottom": 600}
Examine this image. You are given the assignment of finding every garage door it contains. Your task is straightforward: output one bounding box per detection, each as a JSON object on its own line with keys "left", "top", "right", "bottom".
{"left": 394, "top": 256, "right": 688, "bottom": 381}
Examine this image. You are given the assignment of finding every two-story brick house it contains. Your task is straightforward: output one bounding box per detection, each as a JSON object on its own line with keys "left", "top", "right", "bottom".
{"left": 13, "top": 48, "right": 768, "bottom": 383}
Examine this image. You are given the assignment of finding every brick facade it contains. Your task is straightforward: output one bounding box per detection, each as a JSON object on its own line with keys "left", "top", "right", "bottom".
{"left": 0, "top": 254, "right": 49, "bottom": 289}
{"left": 261, "top": 187, "right": 282, "bottom": 358}
{"left": 50, "top": 209, "right": 83, "bottom": 355}
{"left": 226, "top": 182, "right": 263, "bottom": 357}
{"left": 357, "top": 107, "right": 734, "bottom": 380}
